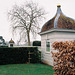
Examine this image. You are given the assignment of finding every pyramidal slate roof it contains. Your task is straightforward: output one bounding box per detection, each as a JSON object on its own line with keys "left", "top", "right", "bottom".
{"left": 41, "top": 5, "right": 75, "bottom": 32}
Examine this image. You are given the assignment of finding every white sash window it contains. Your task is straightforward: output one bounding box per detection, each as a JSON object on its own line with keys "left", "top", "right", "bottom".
{"left": 46, "top": 39, "right": 50, "bottom": 51}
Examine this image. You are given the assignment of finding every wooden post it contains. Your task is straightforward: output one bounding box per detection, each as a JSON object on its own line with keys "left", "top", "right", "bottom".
{"left": 28, "top": 51, "right": 33, "bottom": 63}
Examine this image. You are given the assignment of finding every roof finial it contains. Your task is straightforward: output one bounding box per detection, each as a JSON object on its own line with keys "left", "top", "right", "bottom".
{"left": 57, "top": 4, "right": 61, "bottom": 7}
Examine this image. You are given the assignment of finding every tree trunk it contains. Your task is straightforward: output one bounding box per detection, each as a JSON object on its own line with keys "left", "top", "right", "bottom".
{"left": 27, "top": 31, "right": 31, "bottom": 46}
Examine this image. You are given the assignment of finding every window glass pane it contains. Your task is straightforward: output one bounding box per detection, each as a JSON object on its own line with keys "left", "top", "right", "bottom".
{"left": 46, "top": 39, "right": 50, "bottom": 51}
{"left": 47, "top": 47, "right": 50, "bottom": 51}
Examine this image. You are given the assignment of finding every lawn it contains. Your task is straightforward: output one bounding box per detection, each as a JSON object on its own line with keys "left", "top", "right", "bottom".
{"left": 0, "top": 63, "right": 54, "bottom": 75}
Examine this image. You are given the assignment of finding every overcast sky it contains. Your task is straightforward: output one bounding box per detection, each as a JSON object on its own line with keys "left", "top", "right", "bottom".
{"left": 0, "top": 0, "right": 75, "bottom": 42}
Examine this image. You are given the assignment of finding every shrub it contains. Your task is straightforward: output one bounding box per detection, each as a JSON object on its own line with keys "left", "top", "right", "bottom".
{"left": 0, "top": 47, "right": 40, "bottom": 65}
{"left": 33, "top": 41, "right": 41, "bottom": 46}
{"left": 52, "top": 41, "right": 75, "bottom": 75}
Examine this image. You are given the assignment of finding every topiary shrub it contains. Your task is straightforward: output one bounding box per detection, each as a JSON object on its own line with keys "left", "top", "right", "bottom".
{"left": 33, "top": 41, "right": 41, "bottom": 46}
{"left": 52, "top": 41, "right": 75, "bottom": 75}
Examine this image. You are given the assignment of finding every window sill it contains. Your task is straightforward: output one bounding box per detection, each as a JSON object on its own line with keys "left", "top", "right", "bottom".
{"left": 45, "top": 51, "right": 50, "bottom": 54}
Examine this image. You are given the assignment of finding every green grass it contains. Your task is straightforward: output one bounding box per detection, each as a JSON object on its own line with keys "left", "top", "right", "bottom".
{"left": 0, "top": 63, "right": 54, "bottom": 75}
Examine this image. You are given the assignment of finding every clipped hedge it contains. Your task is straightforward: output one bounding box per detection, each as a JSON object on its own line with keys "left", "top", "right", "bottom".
{"left": 0, "top": 47, "right": 40, "bottom": 65}
{"left": 52, "top": 41, "right": 75, "bottom": 75}
{"left": 33, "top": 41, "right": 41, "bottom": 46}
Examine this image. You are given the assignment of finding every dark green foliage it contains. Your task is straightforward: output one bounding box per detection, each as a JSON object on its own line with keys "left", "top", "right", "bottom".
{"left": 0, "top": 47, "right": 40, "bottom": 65}
{"left": 0, "top": 46, "right": 8, "bottom": 47}
{"left": 33, "top": 41, "right": 41, "bottom": 46}
{"left": 30, "top": 50, "right": 41, "bottom": 63}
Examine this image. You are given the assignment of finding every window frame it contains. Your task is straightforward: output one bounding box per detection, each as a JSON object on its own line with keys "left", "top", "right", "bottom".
{"left": 46, "top": 39, "right": 50, "bottom": 52}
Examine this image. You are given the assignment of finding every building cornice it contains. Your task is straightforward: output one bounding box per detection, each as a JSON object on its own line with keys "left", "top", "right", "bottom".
{"left": 39, "top": 28, "right": 75, "bottom": 35}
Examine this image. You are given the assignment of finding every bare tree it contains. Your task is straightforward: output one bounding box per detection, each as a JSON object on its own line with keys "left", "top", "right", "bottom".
{"left": 8, "top": 1, "right": 46, "bottom": 46}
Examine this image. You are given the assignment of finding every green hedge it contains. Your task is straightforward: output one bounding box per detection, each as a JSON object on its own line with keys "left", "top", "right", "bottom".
{"left": 0, "top": 47, "right": 40, "bottom": 65}
{"left": 33, "top": 41, "right": 41, "bottom": 46}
